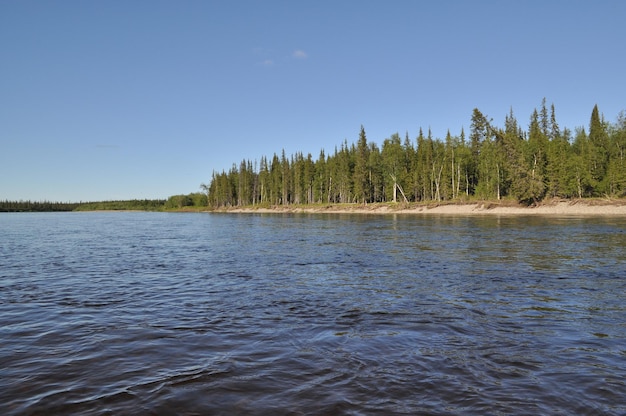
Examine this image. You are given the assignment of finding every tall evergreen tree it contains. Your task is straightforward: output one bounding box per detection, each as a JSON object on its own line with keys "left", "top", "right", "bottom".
{"left": 569, "top": 128, "right": 594, "bottom": 198}
{"left": 314, "top": 149, "right": 327, "bottom": 203}
{"left": 588, "top": 104, "right": 609, "bottom": 193}
{"left": 382, "top": 133, "right": 406, "bottom": 202}
{"left": 415, "top": 129, "right": 432, "bottom": 201}
{"left": 456, "top": 128, "right": 472, "bottom": 197}
{"left": 291, "top": 152, "right": 304, "bottom": 204}
{"left": 281, "top": 149, "right": 291, "bottom": 204}
{"left": 539, "top": 97, "right": 550, "bottom": 138}
{"left": 353, "top": 126, "right": 370, "bottom": 203}
{"left": 303, "top": 153, "right": 315, "bottom": 204}
{"left": 546, "top": 104, "right": 569, "bottom": 198}
{"left": 270, "top": 153, "right": 282, "bottom": 205}
{"left": 368, "top": 142, "right": 384, "bottom": 202}
{"left": 526, "top": 108, "right": 548, "bottom": 202}
{"left": 469, "top": 108, "right": 489, "bottom": 194}
{"left": 475, "top": 129, "right": 502, "bottom": 200}
{"left": 334, "top": 141, "right": 353, "bottom": 203}
{"left": 403, "top": 132, "right": 416, "bottom": 201}
{"left": 258, "top": 156, "right": 270, "bottom": 204}
{"left": 605, "top": 111, "right": 626, "bottom": 196}
{"left": 444, "top": 130, "right": 455, "bottom": 200}
{"left": 431, "top": 137, "right": 447, "bottom": 201}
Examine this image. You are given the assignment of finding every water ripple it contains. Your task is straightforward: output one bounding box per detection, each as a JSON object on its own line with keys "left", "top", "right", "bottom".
{"left": 1, "top": 212, "right": 625, "bottom": 415}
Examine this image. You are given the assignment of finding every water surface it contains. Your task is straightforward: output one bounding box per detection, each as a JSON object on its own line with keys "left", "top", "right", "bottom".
{"left": 1, "top": 212, "right": 625, "bottom": 415}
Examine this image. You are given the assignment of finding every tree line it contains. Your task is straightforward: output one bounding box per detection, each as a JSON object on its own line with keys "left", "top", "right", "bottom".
{"left": 204, "top": 100, "right": 626, "bottom": 207}
{"left": 0, "top": 200, "right": 80, "bottom": 212}
{"left": 0, "top": 196, "right": 213, "bottom": 212}
{"left": 0, "top": 199, "right": 166, "bottom": 212}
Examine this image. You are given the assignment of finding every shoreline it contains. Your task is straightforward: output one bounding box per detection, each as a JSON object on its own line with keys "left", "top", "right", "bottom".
{"left": 214, "top": 199, "right": 626, "bottom": 216}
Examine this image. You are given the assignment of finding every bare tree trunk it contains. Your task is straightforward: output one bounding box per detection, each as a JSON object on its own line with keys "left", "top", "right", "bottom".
{"left": 327, "top": 177, "right": 332, "bottom": 204}
{"left": 496, "top": 163, "right": 501, "bottom": 200}
{"left": 456, "top": 164, "right": 461, "bottom": 199}
{"left": 434, "top": 163, "right": 444, "bottom": 202}
{"left": 397, "top": 183, "right": 409, "bottom": 203}
{"left": 451, "top": 157, "right": 455, "bottom": 200}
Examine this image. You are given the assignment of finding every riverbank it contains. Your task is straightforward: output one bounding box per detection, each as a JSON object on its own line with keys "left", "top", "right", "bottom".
{"left": 216, "top": 198, "right": 626, "bottom": 216}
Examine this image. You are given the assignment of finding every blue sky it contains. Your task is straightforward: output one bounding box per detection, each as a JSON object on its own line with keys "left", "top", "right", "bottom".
{"left": 2, "top": 0, "right": 625, "bottom": 202}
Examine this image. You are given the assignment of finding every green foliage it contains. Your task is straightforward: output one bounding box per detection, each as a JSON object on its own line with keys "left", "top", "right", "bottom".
{"left": 74, "top": 199, "right": 166, "bottom": 211}
{"left": 0, "top": 200, "right": 79, "bottom": 212}
{"left": 353, "top": 126, "right": 370, "bottom": 203}
{"left": 0, "top": 199, "right": 167, "bottom": 212}
{"left": 203, "top": 101, "right": 626, "bottom": 207}
{"left": 164, "top": 193, "right": 207, "bottom": 209}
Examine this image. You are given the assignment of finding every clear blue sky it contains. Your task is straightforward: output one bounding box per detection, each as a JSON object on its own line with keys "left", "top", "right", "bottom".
{"left": 2, "top": 0, "right": 625, "bottom": 202}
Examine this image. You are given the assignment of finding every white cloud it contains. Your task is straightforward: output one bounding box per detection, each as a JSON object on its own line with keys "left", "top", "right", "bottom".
{"left": 292, "top": 49, "right": 307, "bottom": 59}
{"left": 260, "top": 59, "right": 274, "bottom": 66}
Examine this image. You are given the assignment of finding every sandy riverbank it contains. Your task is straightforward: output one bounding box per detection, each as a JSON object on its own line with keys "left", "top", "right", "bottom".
{"left": 219, "top": 199, "right": 626, "bottom": 216}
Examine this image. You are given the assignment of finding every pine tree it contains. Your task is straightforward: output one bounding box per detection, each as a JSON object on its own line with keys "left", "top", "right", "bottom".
{"left": 431, "top": 137, "right": 447, "bottom": 201}
{"left": 291, "top": 152, "right": 304, "bottom": 204}
{"left": 444, "top": 130, "right": 455, "bottom": 200}
{"left": 412, "top": 128, "right": 425, "bottom": 200}
{"left": 469, "top": 108, "right": 489, "bottom": 194}
{"left": 415, "top": 129, "right": 433, "bottom": 201}
{"left": 525, "top": 108, "right": 548, "bottom": 202}
{"left": 258, "top": 156, "right": 270, "bottom": 204}
{"left": 605, "top": 111, "right": 626, "bottom": 196}
{"left": 304, "top": 153, "right": 315, "bottom": 204}
{"left": 334, "top": 141, "right": 353, "bottom": 203}
{"left": 353, "top": 126, "right": 370, "bottom": 203}
{"left": 546, "top": 104, "right": 570, "bottom": 198}
{"left": 540, "top": 97, "right": 550, "bottom": 138}
{"left": 280, "top": 149, "right": 290, "bottom": 204}
{"left": 403, "top": 132, "right": 416, "bottom": 201}
{"left": 368, "top": 142, "right": 384, "bottom": 202}
{"left": 588, "top": 104, "right": 609, "bottom": 193}
{"left": 499, "top": 109, "right": 539, "bottom": 204}
{"left": 475, "top": 130, "right": 501, "bottom": 200}
{"left": 569, "top": 128, "right": 594, "bottom": 198}
{"left": 314, "top": 149, "right": 327, "bottom": 203}
{"left": 456, "top": 128, "right": 472, "bottom": 197}
{"left": 382, "top": 133, "right": 406, "bottom": 202}
{"left": 270, "top": 153, "right": 282, "bottom": 205}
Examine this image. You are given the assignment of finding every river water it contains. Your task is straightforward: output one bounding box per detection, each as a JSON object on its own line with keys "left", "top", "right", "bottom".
{"left": 1, "top": 212, "right": 625, "bottom": 415}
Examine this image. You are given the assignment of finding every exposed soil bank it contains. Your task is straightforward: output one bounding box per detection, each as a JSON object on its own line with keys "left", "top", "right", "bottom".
{"left": 214, "top": 199, "right": 626, "bottom": 216}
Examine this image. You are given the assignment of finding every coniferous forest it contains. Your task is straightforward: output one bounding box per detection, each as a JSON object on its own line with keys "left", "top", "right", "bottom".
{"left": 204, "top": 101, "right": 626, "bottom": 208}
{"left": 0, "top": 199, "right": 167, "bottom": 212}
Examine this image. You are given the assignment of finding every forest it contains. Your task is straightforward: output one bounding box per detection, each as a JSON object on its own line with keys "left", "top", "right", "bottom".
{"left": 0, "top": 199, "right": 166, "bottom": 212}
{"left": 204, "top": 101, "right": 626, "bottom": 207}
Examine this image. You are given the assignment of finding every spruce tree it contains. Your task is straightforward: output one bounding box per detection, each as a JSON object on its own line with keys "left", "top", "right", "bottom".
{"left": 382, "top": 133, "right": 405, "bottom": 202}
{"left": 588, "top": 104, "right": 609, "bottom": 193}
{"left": 368, "top": 142, "right": 384, "bottom": 202}
{"left": 353, "top": 126, "right": 370, "bottom": 203}
{"left": 469, "top": 108, "right": 489, "bottom": 194}
{"left": 526, "top": 108, "right": 548, "bottom": 202}
{"left": 605, "top": 111, "right": 626, "bottom": 196}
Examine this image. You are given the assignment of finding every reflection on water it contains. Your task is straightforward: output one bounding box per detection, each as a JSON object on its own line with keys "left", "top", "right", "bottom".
{"left": 1, "top": 212, "right": 625, "bottom": 415}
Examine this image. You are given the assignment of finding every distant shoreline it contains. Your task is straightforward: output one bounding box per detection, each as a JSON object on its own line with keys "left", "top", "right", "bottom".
{"left": 213, "top": 199, "right": 626, "bottom": 216}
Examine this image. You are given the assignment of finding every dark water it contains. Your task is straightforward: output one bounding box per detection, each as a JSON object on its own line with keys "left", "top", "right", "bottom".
{"left": 1, "top": 212, "right": 625, "bottom": 415}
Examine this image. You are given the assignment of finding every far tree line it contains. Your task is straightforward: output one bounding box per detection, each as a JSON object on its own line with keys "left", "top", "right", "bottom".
{"left": 0, "top": 199, "right": 167, "bottom": 212}
{"left": 0, "top": 196, "right": 209, "bottom": 212}
{"left": 204, "top": 100, "right": 626, "bottom": 207}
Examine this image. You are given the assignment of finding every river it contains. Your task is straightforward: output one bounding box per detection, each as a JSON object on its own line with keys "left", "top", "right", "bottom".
{"left": 1, "top": 212, "right": 625, "bottom": 415}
